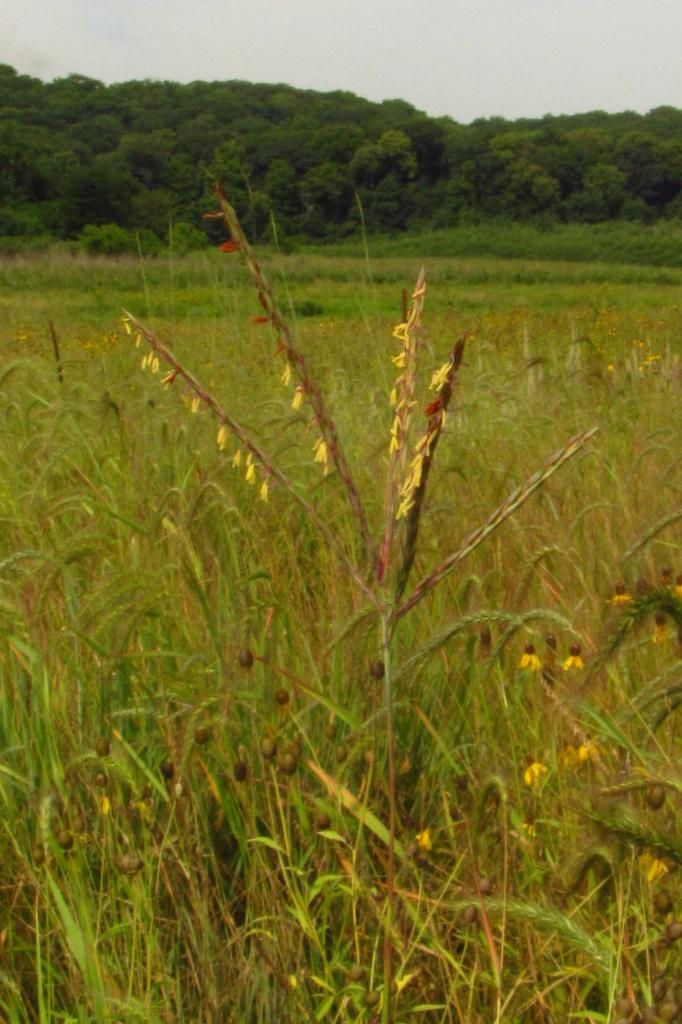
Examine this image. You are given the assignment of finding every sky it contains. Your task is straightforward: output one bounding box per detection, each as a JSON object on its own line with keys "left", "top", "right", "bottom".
{"left": 3, "top": 0, "right": 682, "bottom": 123}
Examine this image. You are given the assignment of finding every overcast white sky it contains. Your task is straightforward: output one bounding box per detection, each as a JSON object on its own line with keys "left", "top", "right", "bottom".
{"left": 3, "top": 0, "right": 681, "bottom": 123}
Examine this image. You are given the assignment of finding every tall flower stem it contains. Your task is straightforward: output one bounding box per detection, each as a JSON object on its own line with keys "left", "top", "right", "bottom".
{"left": 381, "top": 611, "right": 397, "bottom": 1024}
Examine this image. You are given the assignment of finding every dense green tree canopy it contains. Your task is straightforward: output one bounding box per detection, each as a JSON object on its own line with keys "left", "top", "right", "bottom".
{"left": 0, "top": 65, "right": 680, "bottom": 245}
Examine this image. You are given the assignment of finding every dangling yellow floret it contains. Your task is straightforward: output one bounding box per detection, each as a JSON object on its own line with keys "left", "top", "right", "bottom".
{"left": 291, "top": 386, "right": 304, "bottom": 411}
{"left": 217, "top": 425, "right": 229, "bottom": 450}
{"left": 313, "top": 437, "right": 329, "bottom": 475}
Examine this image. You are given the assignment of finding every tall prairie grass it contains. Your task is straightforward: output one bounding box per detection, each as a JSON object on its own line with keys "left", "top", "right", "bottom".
{"left": 0, "top": 230, "right": 681, "bottom": 1023}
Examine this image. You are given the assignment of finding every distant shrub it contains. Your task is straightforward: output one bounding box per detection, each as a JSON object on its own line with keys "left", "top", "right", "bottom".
{"left": 79, "top": 223, "right": 135, "bottom": 255}
{"left": 168, "top": 222, "right": 208, "bottom": 253}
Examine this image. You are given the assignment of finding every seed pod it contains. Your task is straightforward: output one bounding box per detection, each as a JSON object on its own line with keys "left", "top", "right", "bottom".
{"left": 94, "top": 771, "right": 108, "bottom": 788}
{"left": 56, "top": 830, "right": 73, "bottom": 851}
{"left": 275, "top": 688, "right": 290, "bottom": 707}
{"left": 160, "top": 759, "right": 174, "bottom": 780}
{"left": 478, "top": 877, "right": 494, "bottom": 896}
{"left": 614, "top": 997, "right": 634, "bottom": 1016}
{"left": 665, "top": 920, "right": 682, "bottom": 942}
{"left": 314, "top": 811, "right": 331, "bottom": 831}
{"left": 194, "top": 725, "right": 211, "bottom": 746}
{"left": 364, "top": 991, "right": 380, "bottom": 1008}
{"left": 278, "top": 752, "right": 297, "bottom": 776}
{"left": 288, "top": 738, "right": 302, "bottom": 760}
{"left": 325, "top": 720, "right": 337, "bottom": 741}
{"left": 261, "top": 737, "right": 277, "bottom": 760}
{"left": 347, "top": 964, "right": 364, "bottom": 983}
{"left": 33, "top": 844, "right": 45, "bottom": 865}
{"left": 233, "top": 760, "right": 248, "bottom": 782}
{"left": 335, "top": 743, "right": 348, "bottom": 764}
{"left": 654, "top": 891, "right": 673, "bottom": 915}
{"left": 461, "top": 904, "right": 478, "bottom": 925}
{"left": 95, "top": 737, "right": 111, "bottom": 758}
{"left": 117, "top": 852, "right": 143, "bottom": 876}
{"left": 238, "top": 648, "right": 254, "bottom": 669}
{"left": 363, "top": 749, "right": 375, "bottom": 767}
{"left": 646, "top": 785, "right": 666, "bottom": 810}
{"left": 369, "top": 660, "right": 385, "bottom": 680}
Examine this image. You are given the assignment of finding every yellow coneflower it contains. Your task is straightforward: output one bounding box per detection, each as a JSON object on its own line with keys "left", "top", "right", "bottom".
{"left": 576, "top": 740, "right": 598, "bottom": 763}
{"left": 609, "top": 582, "right": 632, "bottom": 606}
{"left": 562, "top": 644, "right": 584, "bottom": 671}
{"left": 558, "top": 745, "right": 579, "bottom": 770}
{"left": 652, "top": 613, "right": 670, "bottom": 644}
{"left": 416, "top": 828, "right": 432, "bottom": 853}
{"left": 523, "top": 761, "right": 548, "bottom": 788}
{"left": 639, "top": 852, "right": 669, "bottom": 883}
{"left": 519, "top": 644, "right": 541, "bottom": 671}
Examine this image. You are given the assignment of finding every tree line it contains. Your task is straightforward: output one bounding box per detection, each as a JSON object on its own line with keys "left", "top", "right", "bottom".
{"left": 1, "top": 63, "right": 681, "bottom": 250}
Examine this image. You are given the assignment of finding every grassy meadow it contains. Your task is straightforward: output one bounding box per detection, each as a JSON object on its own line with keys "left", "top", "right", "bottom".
{"left": 0, "top": 238, "right": 681, "bottom": 1024}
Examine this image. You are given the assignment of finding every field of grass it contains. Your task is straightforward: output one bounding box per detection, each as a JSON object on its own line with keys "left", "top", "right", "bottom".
{"left": 0, "top": 236, "right": 681, "bottom": 1024}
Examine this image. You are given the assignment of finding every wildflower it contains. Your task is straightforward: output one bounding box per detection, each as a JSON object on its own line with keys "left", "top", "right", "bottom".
{"left": 161, "top": 369, "right": 177, "bottom": 386}
{"left": 652, "top": 613, "right": 670, "bottom": 644}
{"left": 415, "top": 828, "right": 432, "bottom": 853}
{"left": 232, "top": 449, "right": 242, "bottom": 468}
{"left": 609, "top": 582, "right": 632, "bottom": 606}
{"left": 287, "top": 974, "right": 298, "bottom": 990}
{"left": 639, "top": 852, "right": 669, "bottom": 883}
{"left": 576, "top": 741, "right": 598, "bottom": 763}
{"left": 281, "top": 361, "right": 292, "bottom": 386}
{"left": 245, "top": 453, "right": 256, "bottom": 484}
{"left": 259, "top": 479, "right": 269, "bottom": 503}
{"left": 395, "top": 971, "right": 418, "bottom": 994}
{"left": 217, "top": 425, "right": 229, "bottom": 450}
{"left": 313, "top": 437, "right": 329, "bottom": 475}
{"left": 389, "top": 386, "right": 398, "bottom": 407}
{"left": 151, "top": 357, "right": 160, "bottom": 374}
{"left": 120, "top": 316, "right": 132, "bottom": 335}
{"left": 519, "top": 644, "right": 541, "bottom": 672}
{"left": 523, "top": 761, "right": 548, "bottom": 788}
{"left": 100, "top": 796, "right": 110, "bottom": 816}
{"left": 562, "top": 644, "right": 584, "bottom": 671}
{"left": 220, "top": 239, "right": 240, "bottom": 253}
{"left": 291, "top": 386, "right": 304, "bottom": 411}
{"left": 190, "top": 396, "right": 200, "bottom": 414}
{"left": 558, "top": 745, "right": 579, "bottom": 770}
{"left": 391, "top": 351, "right": 406, "bottom": 370}
{"left": 392, "top": 322, "right": 409, "bottom": 343}
{"left": 521, "top": 821, "right": 537, "bottom": 838}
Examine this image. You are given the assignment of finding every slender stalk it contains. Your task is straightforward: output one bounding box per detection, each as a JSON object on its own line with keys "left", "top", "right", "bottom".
{"left": 381, "top": 612, "right": 397, "bottom": 1024}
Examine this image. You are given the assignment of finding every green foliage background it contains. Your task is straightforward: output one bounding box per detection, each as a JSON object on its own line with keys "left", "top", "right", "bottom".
{"left": 2, "top": 62, "right": 682, "bottom": 251}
